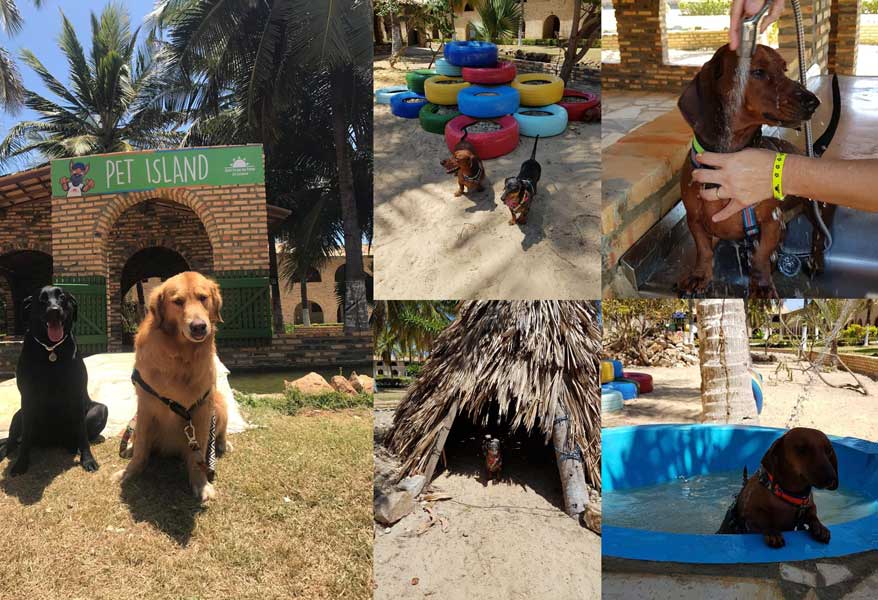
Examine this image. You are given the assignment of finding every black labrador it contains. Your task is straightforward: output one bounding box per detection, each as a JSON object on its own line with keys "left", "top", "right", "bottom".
{"left": 0, "top": 285, "right": 107, "bottom": 475}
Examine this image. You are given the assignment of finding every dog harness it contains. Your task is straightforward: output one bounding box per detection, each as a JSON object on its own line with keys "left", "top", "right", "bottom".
{"left": 130, "top": 368, "right": 217, "bottom": 480}
{"left": 505, "top": 178, "right": 535, "bottom": 209}
{"left": 691, "top": 135, "right": 761, "bottom": 240}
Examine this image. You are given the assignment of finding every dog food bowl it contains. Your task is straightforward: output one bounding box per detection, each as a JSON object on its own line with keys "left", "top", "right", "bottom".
{"left": 457, "top": 85, "right": 520, "bottom": 119}
{"left": 512, "top": 73, "right": 564, "bottom": 107}
{"left": 462, "top": 61, "right": 516, "bottom": 85}
{"left": 513, "top": 104, "right": 568, "bottom": 137}
{"left": 390, "top": 92, "right": 428, "bottom": 119}
{"left": 443, "top": 40, "right": 498, "bottom": 68}
{"left": 424, "top": 76, "right": 470, "bottom": 106}
{"left": 603, "top": 425, "right": 878, "bottom": 563}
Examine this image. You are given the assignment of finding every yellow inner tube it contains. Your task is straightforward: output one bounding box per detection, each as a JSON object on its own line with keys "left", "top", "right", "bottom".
{"left": 600, "top": 361, "right": 615, "bottom": 384}
{"left": 512, "top": 73, "right": 564, "bottom": 107}
{"left": 424, "top": 76, "right": 470, "bottom": 106}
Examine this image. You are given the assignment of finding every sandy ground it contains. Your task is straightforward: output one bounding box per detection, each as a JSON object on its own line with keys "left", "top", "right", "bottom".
{"left": 602, "top": 356, "right": 878, "bottom": 442}
{"left": 373, "top": 52, "right": 601, "bottom": 300}
{"left": 373, "top": 407, "right": 601, "bottom": 600}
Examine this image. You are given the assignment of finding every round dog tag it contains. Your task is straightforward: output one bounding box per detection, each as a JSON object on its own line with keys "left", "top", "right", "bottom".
{"left": 48, "top": 352, "right": 57, "bottom": 362}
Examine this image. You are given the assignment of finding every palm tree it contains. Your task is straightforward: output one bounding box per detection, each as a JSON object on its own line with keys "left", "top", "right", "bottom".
{"left": 371, "top": 301, "right": 456, "bottom": 362}
{"left": 696, "top": 299, "right": 757, "bottom": 424}
{"left": 154, "top": 0, "right": 373, "bottom": 334}
{"left": 473, "top": 0, "right": 521, "bottom": 43}
{"left": 0, "top": 0, "right": 43, "bottom": 111}
{"left": 0, "top": 4, "right": 181, "bottom": 164}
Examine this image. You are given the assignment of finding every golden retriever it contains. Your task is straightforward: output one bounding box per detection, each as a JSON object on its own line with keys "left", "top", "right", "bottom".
{"left": 112, "top": 271, "right": 229, "bottom": 502}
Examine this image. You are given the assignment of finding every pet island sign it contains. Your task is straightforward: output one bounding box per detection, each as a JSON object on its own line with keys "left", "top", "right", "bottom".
{"left": 50, "top": 144, "right": 264, "bottom": 198}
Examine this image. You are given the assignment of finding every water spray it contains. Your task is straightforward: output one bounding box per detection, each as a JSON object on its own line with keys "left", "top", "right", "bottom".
{"left": 737, "top": 0, "right": 772, "bottom": 59}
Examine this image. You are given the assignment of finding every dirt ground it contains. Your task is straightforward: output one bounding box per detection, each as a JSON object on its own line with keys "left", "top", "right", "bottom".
{"left": 373, "top": 407, "right": 601, "bottom": 600}
{"left": 602, "top": 356, "right": 878, "bottom": 442}
{"left": 373, "top": 51, "right": 601, "bottom": 299}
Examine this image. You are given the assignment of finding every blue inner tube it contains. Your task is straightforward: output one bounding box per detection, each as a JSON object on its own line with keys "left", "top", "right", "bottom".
{"left": 375, "top": 85, "right": 409, "bottom": 105}
{"left": 457, "top": 85, "right": 520, "bottom": 119}
{"left": 612, "top": 359, "right": 624, "bottom": 379}
{"left": 751, "top": 370, "right": 764, "bottom": 414}
{"left": 513, "top": 104, "right": 568, "bottom": 137}
{"left": 604, "top": 425, "right": 878, "bottom": 563}
{"left": 444, "top": 41, "right": 498, "bottom": 68}
{"left": 603, "top": 381, "right": 638, "bottom": 400}
{"left": 390, "top": 91, "right": 428, "bottom": 119}
{"left": 602, "top": 390, "right": 625, "bottom": 413}
{"left": 435, "top": 57, "right": 462, "bottom": 76}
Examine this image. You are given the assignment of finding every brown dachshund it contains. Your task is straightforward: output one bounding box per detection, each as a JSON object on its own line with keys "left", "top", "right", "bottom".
{"left": 718, "top": 427, "right": 838, "bottom": 548}
{"left": 441, "top": 133, "right": 485, "bottom": 197}
{"left": 677, "top": 44, "right": 836, "bottom": 297}
{"left": 482, "top": 436, "right": 502, "bottom": 485}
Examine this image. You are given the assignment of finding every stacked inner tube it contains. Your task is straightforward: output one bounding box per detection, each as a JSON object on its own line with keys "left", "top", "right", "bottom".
{"left": 559, "top": 88, "right": 600, "bottom": 122}
{"left": 390, "top": 91, "right": 428, "bottom": 119}
{"left": 600, "top": 359, "right": 646, "bottom": 402}
{"left": 511, "top": 73, "right": 568, "bottom": 138}
{"left": 406, "top": 69, "right": 438, "bottom": 95}
{"left": 375, "top": 85, "right": 408, "bottom": 105}
{"left": 602, "top": 390, "right": 624, "bottom": 414}
{"left": 444, "top": 41, "right": 520, "bottom": 158}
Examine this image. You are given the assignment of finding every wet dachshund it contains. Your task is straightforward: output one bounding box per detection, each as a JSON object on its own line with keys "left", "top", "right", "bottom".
{"left": 441, "top": 129, "right": 485, "bottom": 197}
{"left": 0, "top": 286, "right": 107, "bottom": 475}
{"left": 501, "top": 135, "right": 541, "bottom": 225}
{"left": 718, "top": 427, "right": 838, "bottom": 548}
{"left": 677, "top": 44, "right": 839, "bottom": 297}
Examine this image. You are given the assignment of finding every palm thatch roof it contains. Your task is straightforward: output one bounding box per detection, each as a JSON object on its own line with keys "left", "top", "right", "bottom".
{"left": 386, "top": 300, "right": 602, "bottom": 488}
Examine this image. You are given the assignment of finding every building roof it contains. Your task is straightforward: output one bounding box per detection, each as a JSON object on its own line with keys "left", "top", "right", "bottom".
{"left": 0, "top": 165, "right": 52, "bottom": 210}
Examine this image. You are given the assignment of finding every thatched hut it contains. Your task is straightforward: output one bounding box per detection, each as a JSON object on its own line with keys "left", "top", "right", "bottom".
{"left": 386, "top": 300, "right": 601, "bottom": 521}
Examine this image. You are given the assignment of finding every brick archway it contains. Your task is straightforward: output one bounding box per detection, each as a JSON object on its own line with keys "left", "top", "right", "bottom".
{"left": 0, "top": 249, "right": 53, "bottom": 335}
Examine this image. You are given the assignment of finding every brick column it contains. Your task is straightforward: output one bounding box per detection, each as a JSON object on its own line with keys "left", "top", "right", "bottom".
{"left": 829, "top": 0, "right": 860, "bottom": 75}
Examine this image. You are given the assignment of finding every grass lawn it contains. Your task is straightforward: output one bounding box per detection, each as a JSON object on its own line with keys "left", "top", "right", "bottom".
{"left": 0, "top": 404, "right": 373, "bottom": 600}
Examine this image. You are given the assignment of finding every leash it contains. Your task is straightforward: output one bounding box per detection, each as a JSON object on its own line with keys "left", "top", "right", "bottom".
{"left": 130, "top": 368, "right": 216, "bottom": 478}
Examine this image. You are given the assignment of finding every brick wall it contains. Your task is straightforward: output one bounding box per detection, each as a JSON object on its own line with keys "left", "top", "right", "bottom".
{"left": 777, "top": 0, "right": 832, "bottom": 75}
{"left": 0, "top": 199, "right": 52, "bottom": 256}
{"left": 0, "top": 340, "right": 21, "bottom": 378}
{"left": 0, "top": 278, "right": 12, "bottom": 335}
{"left": 829, "top": 0, "right": 861, "bottom": 75}
{"left": 280, "top": 254, "right": 374, "bottom": 325}
{"left": 769, "top": 347, "right": 878, "bottom": 378}
{"left": 603, "top": 30, "right": 729, "bottom": 52}
{"left": 603, "top": 0, "right": 700, "bottom": 92}
{"left": 217, "top": 330, "right": 372, "bottom": 370}
{"left": 454, "top": 0, "right": 575, "bottom": 40}
{"left": 507, "top": 57, "right": 600, "bottom": 88}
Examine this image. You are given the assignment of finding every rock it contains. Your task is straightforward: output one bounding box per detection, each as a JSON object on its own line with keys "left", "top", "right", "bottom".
{"left": 349, "top": 371, "right": 364, "bottom": 393}
{"left": 331, "top": 375, "right": 357, "bottom": 395}
{"left": 285, "top": 372, "right": 333, "bottom": 395}
{"left": 780, "top": 563, "right": 817, "bottom": 588}
{"left": 816, "top": 563, "right": 853, "bottom": 587}
{"left": 374, "top": 490, "right": 416, "bottom": 525}
{"left": 355, "top": 373, "right": 375, "bottom": 394}
{"left": 396, "top": 475, "right": 426, "bottom": 496}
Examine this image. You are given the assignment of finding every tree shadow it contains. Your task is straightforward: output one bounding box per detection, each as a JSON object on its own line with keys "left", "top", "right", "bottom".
{"left": 118, "top": 457, "right": 205, "bottom": 547}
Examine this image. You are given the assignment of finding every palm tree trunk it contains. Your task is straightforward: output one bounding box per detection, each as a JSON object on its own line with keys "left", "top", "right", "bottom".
{"left": 300, "top": 273, "right": 311, "bottom": 327}
{"left": 865, "top": 301, "right": 873, "bottom": 346}
{"left": 268, "top": 234, "right": 285, "bottom": 334}
{"left": 331, "top": 85, "right": 369, "bottom": 334}
{"left": 517, "top": 0, "right": 524, "bottom": 46}
{"left": 697, "top": 299, "right": 757, "bottom": 424}
{"left": 374, "top": 9, "right": 385, "bottom": 44}
{"left": 390, "top": 11, "right": 403, "bottom": 59}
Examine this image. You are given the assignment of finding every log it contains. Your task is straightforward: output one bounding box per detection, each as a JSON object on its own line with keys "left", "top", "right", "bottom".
{"left": 419, "top": 398, "right": 459, "bottom": 493}
{"left": 553, "top": 403, "right": 589, "bottom": 520}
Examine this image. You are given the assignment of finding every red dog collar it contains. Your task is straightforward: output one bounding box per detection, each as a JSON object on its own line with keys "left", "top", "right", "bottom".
{"left": 760, "top": 468, "right": 812, "bottom": 507}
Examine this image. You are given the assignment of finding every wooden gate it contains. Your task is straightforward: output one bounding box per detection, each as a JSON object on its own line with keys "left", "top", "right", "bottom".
{"left": 215, "top": 271, "right": 273, "bottom": 345}
{"left": 54, "top": 276, "right": 108, "bottom": 355}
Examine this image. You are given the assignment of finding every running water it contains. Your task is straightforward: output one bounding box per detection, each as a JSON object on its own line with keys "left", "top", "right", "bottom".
{"left": 722, "top": 58, "right": 752, "bottom": 151}
{"left": 605, "top": 471, "right": 878, "bottom": 534}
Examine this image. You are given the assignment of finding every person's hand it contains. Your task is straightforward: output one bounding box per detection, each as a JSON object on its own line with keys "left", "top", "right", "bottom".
{"left": 729, "top": 0, "right": 785, "bottom": 51}
{"left": 691, "top": 148, "right": 777, "bottom": 221}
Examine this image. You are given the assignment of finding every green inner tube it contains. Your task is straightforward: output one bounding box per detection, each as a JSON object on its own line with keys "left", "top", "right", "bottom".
{"left": 419, "top": 103, "right": 461, "bottom": 135}
{"left": 405, "top": 69, "right": 438, "bottom": 95}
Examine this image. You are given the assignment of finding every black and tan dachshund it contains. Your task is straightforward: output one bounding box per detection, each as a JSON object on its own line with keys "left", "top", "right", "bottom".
{"left": 501, "top": 135, "right": 541, "bottom": 225}
{"left": 0, "top": 286, "right": 107, "bottom": 475}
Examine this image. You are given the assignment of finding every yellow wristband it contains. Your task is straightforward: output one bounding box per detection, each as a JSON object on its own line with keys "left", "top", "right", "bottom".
{"left": 772, "top": 152, "right": 787, "bottom": 201}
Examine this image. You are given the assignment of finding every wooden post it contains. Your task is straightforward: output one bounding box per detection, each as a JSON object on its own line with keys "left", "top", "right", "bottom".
{"left": 552, "top": 403, "right": 589, "bottom": 520}
{"left": 419, "top": 399, "right": 459, "bottom": 491}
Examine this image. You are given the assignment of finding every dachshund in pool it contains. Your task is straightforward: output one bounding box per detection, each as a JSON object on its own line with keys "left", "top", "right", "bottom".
{"left": 677, "top": 44, "right": 840, "bottom": 297}
{"left": 441, "top": 130, "right": 485, "bottom": 197}
{"left": 718, "top": 427, "right": 839, "bottom": 548}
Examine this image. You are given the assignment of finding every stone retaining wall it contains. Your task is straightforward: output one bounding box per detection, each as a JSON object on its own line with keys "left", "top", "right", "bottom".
{"left": 505, "top": 56, "right": 600, "bottom": 88}
{"left": 603, "top": 29, "right": 729, "bottom": 51}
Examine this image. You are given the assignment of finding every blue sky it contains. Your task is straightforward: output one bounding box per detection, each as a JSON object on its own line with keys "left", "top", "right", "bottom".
{"left": 785, "top": 299, "right": 805, "bottom": 311}
{"left": 0, "top": 0, "right": 156, "bottom": 168}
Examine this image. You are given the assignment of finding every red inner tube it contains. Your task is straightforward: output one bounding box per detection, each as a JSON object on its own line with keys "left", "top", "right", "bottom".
{"left": 622, "top": 372, "right": 653, "bottom": 394}
{"left": 559, "top": 89, "right": 600, "bottom": 121}
{"left": 444, "top": 115, "right": 519, "bottom": 160}
{"left": 461, "top": 61, "right": 516, "bottom": 85}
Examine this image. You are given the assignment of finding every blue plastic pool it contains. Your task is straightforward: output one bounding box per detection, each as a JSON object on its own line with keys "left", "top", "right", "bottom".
{"left": 603, "top": 424, "right": 878, "bottom": 563}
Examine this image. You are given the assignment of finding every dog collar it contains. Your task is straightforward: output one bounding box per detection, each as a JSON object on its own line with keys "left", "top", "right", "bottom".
{"left": 462, "top": 162, "right": 482, "bottom": 182}
{"left": 758, "top": 467, "right": 812, "bottom": 507}
{"left": 31, "top": 334, "right": 73, "bottom": 362}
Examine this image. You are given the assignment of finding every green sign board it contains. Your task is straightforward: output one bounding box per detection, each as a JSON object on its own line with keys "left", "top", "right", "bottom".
{"left": 50, "top": 144, "right": 265, "bottom": 198}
